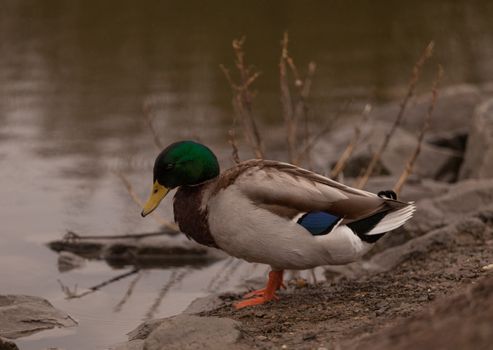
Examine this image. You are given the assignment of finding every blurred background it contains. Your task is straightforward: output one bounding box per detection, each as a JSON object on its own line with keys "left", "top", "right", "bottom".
{"left": 1, "top": 1, "right": 493, "bottom": 349}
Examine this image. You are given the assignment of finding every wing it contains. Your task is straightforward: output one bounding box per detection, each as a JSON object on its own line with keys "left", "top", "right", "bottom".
{"left": 219, "top": 160, "right": 408, "bottom": 222}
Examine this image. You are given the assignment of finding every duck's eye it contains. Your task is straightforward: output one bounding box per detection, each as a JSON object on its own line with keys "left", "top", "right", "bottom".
{"left": 165, "top": 163, "right": 174, "bottom": 170}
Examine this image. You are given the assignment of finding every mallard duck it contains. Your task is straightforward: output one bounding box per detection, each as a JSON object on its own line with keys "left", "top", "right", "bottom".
{"left": 141, "top": 140, "right": 415, "bottom": 308}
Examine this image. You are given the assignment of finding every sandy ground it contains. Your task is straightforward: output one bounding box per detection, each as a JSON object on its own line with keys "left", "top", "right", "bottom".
{"left": 204, "top": 215, "right": 493, "bottom": 349}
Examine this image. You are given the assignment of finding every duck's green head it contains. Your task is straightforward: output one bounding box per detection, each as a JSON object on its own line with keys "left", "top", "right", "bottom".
{"left": 141, "top": 140, "right": 220, "bottom": 217}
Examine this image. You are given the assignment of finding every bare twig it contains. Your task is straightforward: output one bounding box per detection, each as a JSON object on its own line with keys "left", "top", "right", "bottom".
{"left": 294, "top": 100, "right": 351, "bottom": 165}
{"left": 62, "top": 230, "right": 173, "bottom": 241}
{"left": 221, "top": 38, "right": 265, "bottom": 159}
{"left": 280, "top": 32, "right": 317, "bottom": 166}
{"left": 113, "top": 171, "right": 178, "bottom": 231}
{"left": 298, "top": 61, "right": 317, "bottom": 166}
{"left": 228, "top": 129, "right": 241, "bottom": 164}
{"left": 355, "top": 41, "right": 434, "bottom": 189}
{"left": 280, "top": 32, "right": 297, "bottom": 162}
{"left": 330, "top": 104, "right": 372, "bottom": 179}
{"left": 394, "top": 64, "right": 444, "bottom": 194}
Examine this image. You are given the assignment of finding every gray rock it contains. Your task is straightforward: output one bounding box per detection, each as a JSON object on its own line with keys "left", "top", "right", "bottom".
{"left": 318, "top": 121, "right": 462, "bottom": 181}
{"left": 113, "top": 339, "right": 144, "bottom": 350}
{"left": 182, "top": 295, "right": 224, "bottom": 314}
{"left": 0, "top": 337, "right": 18, "bottom": 350}
{"left": 460, "top": 98, "right": 493, "bottom": 180}
{"left": 143, "top": 315, "right": 243, "bottom": 350}
{"left": 374, "top": 84, "right": 482, "bottom": 133}
{"left": 366, "top": 217, "right": 487, "bottom": 274}
{"left": 326, "top": 216, "right": 489, "bottom": 280}
{"left": 0, "top": 295, "right": 77, "bottom": 339}
{"left": 410, "top": 179, "right": 493, "bottom": 235}
{"left": 363, "top": 176, "right": 450, "bottom": 202}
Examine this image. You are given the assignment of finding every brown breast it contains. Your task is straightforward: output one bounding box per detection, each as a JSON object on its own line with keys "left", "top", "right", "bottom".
{"left": 173, "top": 184, "right": 219, "bottom": 248}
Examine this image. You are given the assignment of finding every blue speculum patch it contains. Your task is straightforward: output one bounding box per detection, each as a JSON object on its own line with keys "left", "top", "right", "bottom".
{"left": 297, "top": 211, "right": 341, "bottom": 236}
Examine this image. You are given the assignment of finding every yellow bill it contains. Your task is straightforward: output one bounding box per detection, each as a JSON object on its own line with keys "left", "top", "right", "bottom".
{"left": 141, "top": 181, "right": 170, "bottom": 217}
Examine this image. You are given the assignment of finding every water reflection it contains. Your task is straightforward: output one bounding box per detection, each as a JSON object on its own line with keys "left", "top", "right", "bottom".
{"left": 2, "top": 1, "right": 493, "bottom": 349}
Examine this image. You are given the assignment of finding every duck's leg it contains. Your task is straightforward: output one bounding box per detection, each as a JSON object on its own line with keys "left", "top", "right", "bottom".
{"left": 235, "top": 270, "right": 284, "bottom": 309}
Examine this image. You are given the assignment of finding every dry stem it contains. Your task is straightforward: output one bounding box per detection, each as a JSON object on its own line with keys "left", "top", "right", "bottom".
{"left": 228, "top": 129, "right": 241, "bottom": 164}
{"left": 280, "top": 32, "right": 297, "bottom": 162}
{"left": 220, "top": 37, "right": 265, "bottom": 159}
{"left": 294, "top": 100, "right": 351, "bottom": 165}
{"left": 393, "top": 64, "right": 444, "bottom": 194}
{"left": 330, "top": 104, "right": 372, "bottom": 179}
{"left": 280, "top": 32, "right": 317, "bottom": 165}
{"left": 355, "top": 41, "right": 434, "bottom": 189}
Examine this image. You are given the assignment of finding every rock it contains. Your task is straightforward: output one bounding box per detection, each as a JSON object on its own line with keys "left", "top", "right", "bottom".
{"left": 409, "top": 179, "right": 493, "bottom": 235}
{"left": 315, "top": 122, "right": 462, "bottom": 181}
{"left": 365, "top": 217, "right": 487, "bottom": 275}
{"left": 0, "top": 337, "right": 18, "bottom": 350}
{"left": 143, "top": 315, "right": 243, "bottom": 350}
{"left": 183, "top": 295, "right": 224, "bottom": 314}
{"left": 349, "top": 274, "right": 493, "bottom": 350}
{"left": 57, "top": 251, "right": 86, "bottom": 272}
{"left": 363, "top": 176, "right": 450, "bottom": 202}
{"left": 460, "top": 98, "right": 493, "bottom": 180}
{"left": 118, "top": 314, "right": 245, "bottom": 350}
{"left": 0, "top": 295, "right": 77, "bottom": 339}
{"left": 374, "top": 84, "right": 482, "bottom": 133}
{"left": 113, "top": 340, "right": 144, "bottom": 350}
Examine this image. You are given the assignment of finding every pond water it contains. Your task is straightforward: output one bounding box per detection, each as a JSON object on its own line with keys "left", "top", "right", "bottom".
{"left": 1, "top": 1, "right": 493, "bottom": 349}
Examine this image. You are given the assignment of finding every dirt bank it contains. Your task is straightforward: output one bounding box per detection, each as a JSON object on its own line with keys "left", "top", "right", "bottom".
{"left": 203, "top": 214, "right": 493, "bottom": 349}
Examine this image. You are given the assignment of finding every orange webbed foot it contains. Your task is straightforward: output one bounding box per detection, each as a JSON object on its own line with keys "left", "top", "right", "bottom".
{"left": 234, "top": 270, "right": 284, "bottom": 309}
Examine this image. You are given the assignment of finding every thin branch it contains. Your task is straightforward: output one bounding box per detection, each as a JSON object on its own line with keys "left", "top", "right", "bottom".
{"left": 355, "top": 41, "right": 434, "bottom": 189}
{"left": 228, "top": 129, "right": 241, "bottom": 164}
{"left": 294, "top": 100, "right": 351, "bottom": 165}
{"left": 280, "top": 32, "right": 317, "bottom": 166}
{"left": 330, "top": 104, "right": 372, "bottom": 179}
{"left": 298, "top": 61, "right": 317, "bottom": 166}
{"left": 113, "top": 170, "right": 179, "bottom": 231}
{"left": 394, "top": 64, "right": 444, "bottom": 194}
{"left": 280, "top": 32, "right": 297, "bottom": 163}
{"left": 62, "top": 230, "right": 172, "bottom": 241}
{"left": 221, "top": 38, "right": 265, "bottom": 159}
